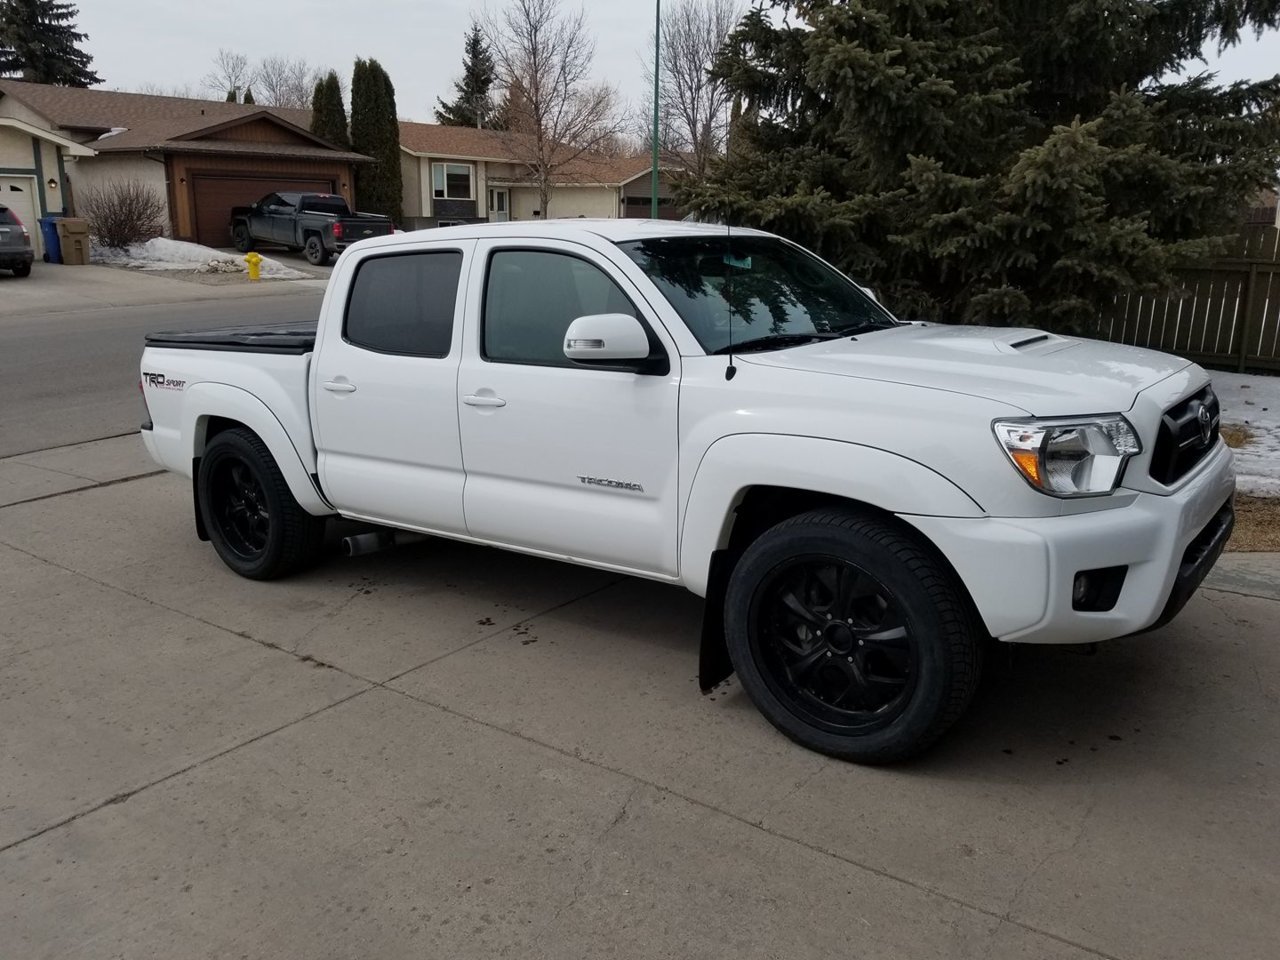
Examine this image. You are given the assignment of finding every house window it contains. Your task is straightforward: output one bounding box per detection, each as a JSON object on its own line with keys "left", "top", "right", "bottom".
{"left": 432, "top": 163, "right": 474, "bottom": 200}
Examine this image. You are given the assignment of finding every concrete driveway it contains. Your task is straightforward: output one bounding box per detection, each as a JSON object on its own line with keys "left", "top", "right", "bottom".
{"left": 1, "top": 436, "right": 1278, "bottom": 959}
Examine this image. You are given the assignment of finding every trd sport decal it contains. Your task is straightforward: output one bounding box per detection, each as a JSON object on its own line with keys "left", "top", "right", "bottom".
{"left": 578, "top": 475, "right": 644, "bottom": 493}
{"left": 142, "top": 371, "right": 187, "bottom": 390}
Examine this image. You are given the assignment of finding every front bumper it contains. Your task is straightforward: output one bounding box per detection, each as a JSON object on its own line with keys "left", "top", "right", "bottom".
{"left": 905, "top": 441, "right": 1236, "bottom": 644}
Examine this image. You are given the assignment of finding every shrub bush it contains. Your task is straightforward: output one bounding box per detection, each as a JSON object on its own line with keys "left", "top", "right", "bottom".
{"left": 79, "top": 179, "right": 167, "bottom": 248}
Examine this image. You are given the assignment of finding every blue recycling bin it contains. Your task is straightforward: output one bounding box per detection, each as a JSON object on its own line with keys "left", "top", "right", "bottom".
{"left": 38, "top": 216, "right": 63, "bottom": 264}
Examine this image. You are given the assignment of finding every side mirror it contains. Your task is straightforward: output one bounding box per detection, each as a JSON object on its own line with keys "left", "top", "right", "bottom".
{"left": 563, "top": 313, "right": 651, "bottom": 363}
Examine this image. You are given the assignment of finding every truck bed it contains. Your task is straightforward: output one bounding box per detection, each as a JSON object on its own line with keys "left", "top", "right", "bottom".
{"left": 145, "top": 320, "right": 318, "bottom": 355}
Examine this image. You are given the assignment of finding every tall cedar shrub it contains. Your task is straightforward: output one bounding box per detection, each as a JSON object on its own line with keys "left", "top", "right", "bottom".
{"left": 435, "top": 22, "right": 502, "bottom": 128}
{"left": 310, "top": 70, "right": 350, "bottom": 149}
{"left": 683, "top": 1, "right": 1280, "bottom": 332}
{"left": 0, "top": 0, "right": 99, "bottom": 86}
{"left": 350, "top": 57, "right": 403, "bottom": 221}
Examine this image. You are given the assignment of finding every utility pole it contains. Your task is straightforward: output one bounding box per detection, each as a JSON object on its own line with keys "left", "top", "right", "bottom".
{"left": 651, "top": 0, "right": 661, "bottom": 219}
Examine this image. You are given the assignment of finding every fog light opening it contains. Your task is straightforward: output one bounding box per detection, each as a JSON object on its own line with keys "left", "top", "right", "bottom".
{"left": 1072, "top": 566, "right": 1129, "bottom": 612}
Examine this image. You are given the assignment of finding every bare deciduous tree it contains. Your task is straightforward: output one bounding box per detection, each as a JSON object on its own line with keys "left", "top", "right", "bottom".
{"left": 201, "top": 48, "right": 252, "bottom": 100}
{"left": 642, "top": 0, "right": 740, "bottom": 179}
{"left": 254, "top": 55, "right": 338, "bottom": 109}
{"left": 485, "top": 0, "right": 623, "bottom": 218}
{"left": 135, "top": 81, "right": 198, "bottom": 99}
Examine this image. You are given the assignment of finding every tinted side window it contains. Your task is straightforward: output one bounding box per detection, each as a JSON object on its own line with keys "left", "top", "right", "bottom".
{"left": 345, "top": 252, "right": 462, "bottom": 357}
{"left": 484, "top": 250, "right": 636, "bottom": 367}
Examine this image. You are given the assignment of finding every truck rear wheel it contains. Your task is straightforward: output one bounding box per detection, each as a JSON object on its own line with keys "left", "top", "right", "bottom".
{"left": 724, "top": 509, "right": 982, "bottom": 764}
{"left": 197, "top": 428, "right": 325, "bottom": 580}
{"left": 304, "top": 235, "right": 330, "bottom": 266}
{"left": 232, "top": 224, "right": 255, "bottom": 253}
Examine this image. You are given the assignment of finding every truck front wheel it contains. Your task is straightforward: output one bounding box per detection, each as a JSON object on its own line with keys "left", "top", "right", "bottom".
{"left": 724, "top": 509, "right": 982, "bottom": 764}
{"left": 197, "top": 428, "right": 325, "bottom": 580}
{"left": 232, "top": 224, "right": 255, "bottom": 253}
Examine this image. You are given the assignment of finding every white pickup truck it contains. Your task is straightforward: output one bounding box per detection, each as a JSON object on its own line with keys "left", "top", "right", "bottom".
{"left": 140, "top": 220, "right": 1235, "bottom": 762}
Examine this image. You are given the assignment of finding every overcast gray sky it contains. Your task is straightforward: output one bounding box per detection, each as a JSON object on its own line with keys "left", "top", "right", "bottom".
{"left": 77, "top": 0, "right": 1280, "bottom": 121}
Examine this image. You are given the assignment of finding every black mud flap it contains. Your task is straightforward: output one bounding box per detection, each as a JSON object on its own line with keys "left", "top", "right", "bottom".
{"left": 192, "top": 459, "right": 209, "bottom": 542}
{"left": 698, "top": 550, "right": 735, "bottom": 692}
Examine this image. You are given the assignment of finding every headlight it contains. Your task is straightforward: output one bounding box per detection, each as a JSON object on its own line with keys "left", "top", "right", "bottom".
{"left": 992, "top": 416, "right": 1141, "bottom": 497}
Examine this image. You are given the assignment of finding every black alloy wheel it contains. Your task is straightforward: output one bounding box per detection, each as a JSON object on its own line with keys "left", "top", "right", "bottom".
{"left": 724, "top": 509, "right": 982, "bottom": 763}
{"left": 750, "top": 556, "right": 916, "bottom": 735}
{"left": 197, "top": 428, "right": 326, "bottom": 580}
{"left": 208, "top": 457, "right": 271, "bottom": 561}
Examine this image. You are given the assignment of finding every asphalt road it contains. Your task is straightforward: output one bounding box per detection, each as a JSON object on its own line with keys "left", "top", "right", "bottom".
{"left": 0, "top": 290, "right": 322, "bottom": 458}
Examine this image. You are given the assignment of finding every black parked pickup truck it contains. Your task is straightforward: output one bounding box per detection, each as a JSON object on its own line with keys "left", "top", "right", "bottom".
{"left": 229, "top": 192, "right": 394, "bottom": 266}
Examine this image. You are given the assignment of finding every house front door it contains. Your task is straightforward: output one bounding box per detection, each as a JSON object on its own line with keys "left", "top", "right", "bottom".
{"left": 488, "top": 188, "right": 509, "bottom": 222}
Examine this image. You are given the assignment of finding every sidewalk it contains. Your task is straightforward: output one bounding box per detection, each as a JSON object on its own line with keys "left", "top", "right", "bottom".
{"left": 0, "top": 262, "right": 327, "bottom": 321}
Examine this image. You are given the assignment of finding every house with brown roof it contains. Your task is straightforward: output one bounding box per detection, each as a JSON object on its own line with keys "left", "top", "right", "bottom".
{"left": 0, "top": 79, "right": 367, "bottom": 254}
{"left": 398, "top": 120, "right": 681, "bottom": 228}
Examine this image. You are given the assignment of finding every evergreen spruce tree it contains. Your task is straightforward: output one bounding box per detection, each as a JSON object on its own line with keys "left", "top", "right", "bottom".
{"left": 310, "top": 70, "right": 350, "bottom": 149}
{"left": 683, "top": 1, "right": 1280, "bottom": 331}
{"left": 225, "top": 88, "right": 237, "bottom": 102}
{"left": 435, "top": 22, "right": 501, "bottom": 129}
{"left": 0, "top": 0, "right": 100, "bottom": 86}
{"left": 241, "top": 85, "right": 254, "bottom": 105}
{"left": 350, "top": 57, "right": 403, "bottom": 221}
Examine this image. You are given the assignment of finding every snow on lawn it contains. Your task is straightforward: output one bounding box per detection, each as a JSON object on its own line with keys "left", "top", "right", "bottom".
{"left": 1213, "top": 371, "right": 1280, "bottom": 497}
{"left": 92, "top": 237, "right": 311, "bottom": 280}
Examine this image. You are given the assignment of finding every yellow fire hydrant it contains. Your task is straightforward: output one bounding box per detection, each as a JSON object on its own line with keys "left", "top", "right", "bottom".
{"left": 244, "top": 251, "right": 263, "bottom": 282}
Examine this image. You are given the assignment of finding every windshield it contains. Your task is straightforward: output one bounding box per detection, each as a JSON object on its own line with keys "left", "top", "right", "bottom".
{"left": 617, "top": 235, "right": 897, "bottom": 354}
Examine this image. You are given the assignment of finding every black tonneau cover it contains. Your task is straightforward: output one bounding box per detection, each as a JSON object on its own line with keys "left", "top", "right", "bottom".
{"left": 145, "top": 319, "right": 318, "bottom": 355}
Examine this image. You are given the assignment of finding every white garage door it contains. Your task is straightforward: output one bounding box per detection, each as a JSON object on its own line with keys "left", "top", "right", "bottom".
{"left": 0, "top": 176, "right": 40, "bottom": 258}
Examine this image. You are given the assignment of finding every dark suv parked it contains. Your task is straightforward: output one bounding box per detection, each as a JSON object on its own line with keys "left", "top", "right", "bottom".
{"left": 0, "top": 205, "right": 34, "bottom": 277}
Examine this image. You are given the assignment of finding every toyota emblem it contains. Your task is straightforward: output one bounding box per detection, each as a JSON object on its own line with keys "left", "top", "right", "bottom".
{"left": 1195, "top": 402, "right": 1213, "bottom": 446}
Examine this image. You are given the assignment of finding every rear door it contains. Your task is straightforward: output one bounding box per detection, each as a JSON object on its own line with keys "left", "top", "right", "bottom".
{"left": 312, "top": 239, "right": 474, "bottom": 532}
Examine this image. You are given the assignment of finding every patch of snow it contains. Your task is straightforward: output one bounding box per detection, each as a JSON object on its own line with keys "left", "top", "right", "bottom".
{"left": 1212, "top": 370, "right": 1280, "bottom": 497}
{"left": 92, "top": 237, "right": 310, "bottom": 280}
{"left": 95, "top": 126, "right": 128, "bottom": 140}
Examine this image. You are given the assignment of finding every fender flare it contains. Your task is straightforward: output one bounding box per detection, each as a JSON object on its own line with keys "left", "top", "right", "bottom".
{"left": 182, "top": 382, "right": 333, "bottom": 516}
{"left": 679, "top": 434, "right": 984, "bottom": 597}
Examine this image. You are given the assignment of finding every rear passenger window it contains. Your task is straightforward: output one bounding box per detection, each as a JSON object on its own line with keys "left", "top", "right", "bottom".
{"left": 345, "top": 252, "right": 462, "bottom": 357}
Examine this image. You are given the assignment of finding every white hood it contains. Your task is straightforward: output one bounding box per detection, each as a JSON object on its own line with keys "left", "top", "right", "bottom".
{"left": 739, "top": 324, "right": 1191, "bottom": 415}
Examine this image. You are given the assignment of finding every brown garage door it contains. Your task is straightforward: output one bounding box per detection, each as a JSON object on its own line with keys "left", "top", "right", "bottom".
{"left": 192, "top": 175, "right": 334, "bottom": 247}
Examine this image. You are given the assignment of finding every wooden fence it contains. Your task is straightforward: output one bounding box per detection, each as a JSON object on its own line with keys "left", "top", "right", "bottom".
{"left": 1096, "top": 225, "right": 1280, "bottom": 372}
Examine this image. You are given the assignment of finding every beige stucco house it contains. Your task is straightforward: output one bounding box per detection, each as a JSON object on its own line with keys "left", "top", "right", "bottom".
{"left": 399, "top": 121, "right": 680, "bottom": 229}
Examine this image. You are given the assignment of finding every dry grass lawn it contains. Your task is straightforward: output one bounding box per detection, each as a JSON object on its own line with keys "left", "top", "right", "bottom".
{"left": 1229, "top": 496, "right": 1280, "bottom": 552}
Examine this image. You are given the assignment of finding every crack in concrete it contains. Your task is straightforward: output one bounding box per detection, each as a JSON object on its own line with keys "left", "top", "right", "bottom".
{"left": 0, "top": 470, "right": 165, "bottom": 510}
{"left": 0, "top": 687, "right": 371, "bottom": 858}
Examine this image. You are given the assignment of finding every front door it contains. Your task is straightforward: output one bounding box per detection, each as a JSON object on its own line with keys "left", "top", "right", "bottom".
{"left": 487, "top": 188, "right": 509, "bottom": 223}
{"left": 313, "top": 240, "right": 474, "bottom": 532}
{"left": 457, "top": 240, "right": 681, "bottom": 576}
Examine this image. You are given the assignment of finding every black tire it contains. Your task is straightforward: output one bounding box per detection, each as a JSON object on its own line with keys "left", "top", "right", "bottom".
{"left": 11, "top": 263, "right": 31, "bottom": 277}
{"left": 724, "top": 508, "right": 982, "bottom": 764}
{"left": 197, "top": 428, "right": 325, "bottom": 580}
{"left": 232, "top": 223, "right": 255, "bottom": 253}
{"left": 304, "top": 235, "right": 330, "bottom": 266}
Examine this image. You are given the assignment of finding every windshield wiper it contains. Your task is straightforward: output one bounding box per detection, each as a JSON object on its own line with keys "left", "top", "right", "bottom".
{"left": 710, "top": 333, "right": 839, "bottom": 355}
{"left": 841, "top": 320, "right": 897, "bottom": 338}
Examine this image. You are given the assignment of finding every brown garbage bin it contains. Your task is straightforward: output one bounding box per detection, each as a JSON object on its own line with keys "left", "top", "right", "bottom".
{"left": 56, "top": 218, "right": 92, "bottom": 265}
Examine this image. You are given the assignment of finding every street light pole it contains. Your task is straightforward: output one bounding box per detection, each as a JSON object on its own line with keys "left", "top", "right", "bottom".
{"left": 651, "top": 0, "right": 661, "bottom": 219}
